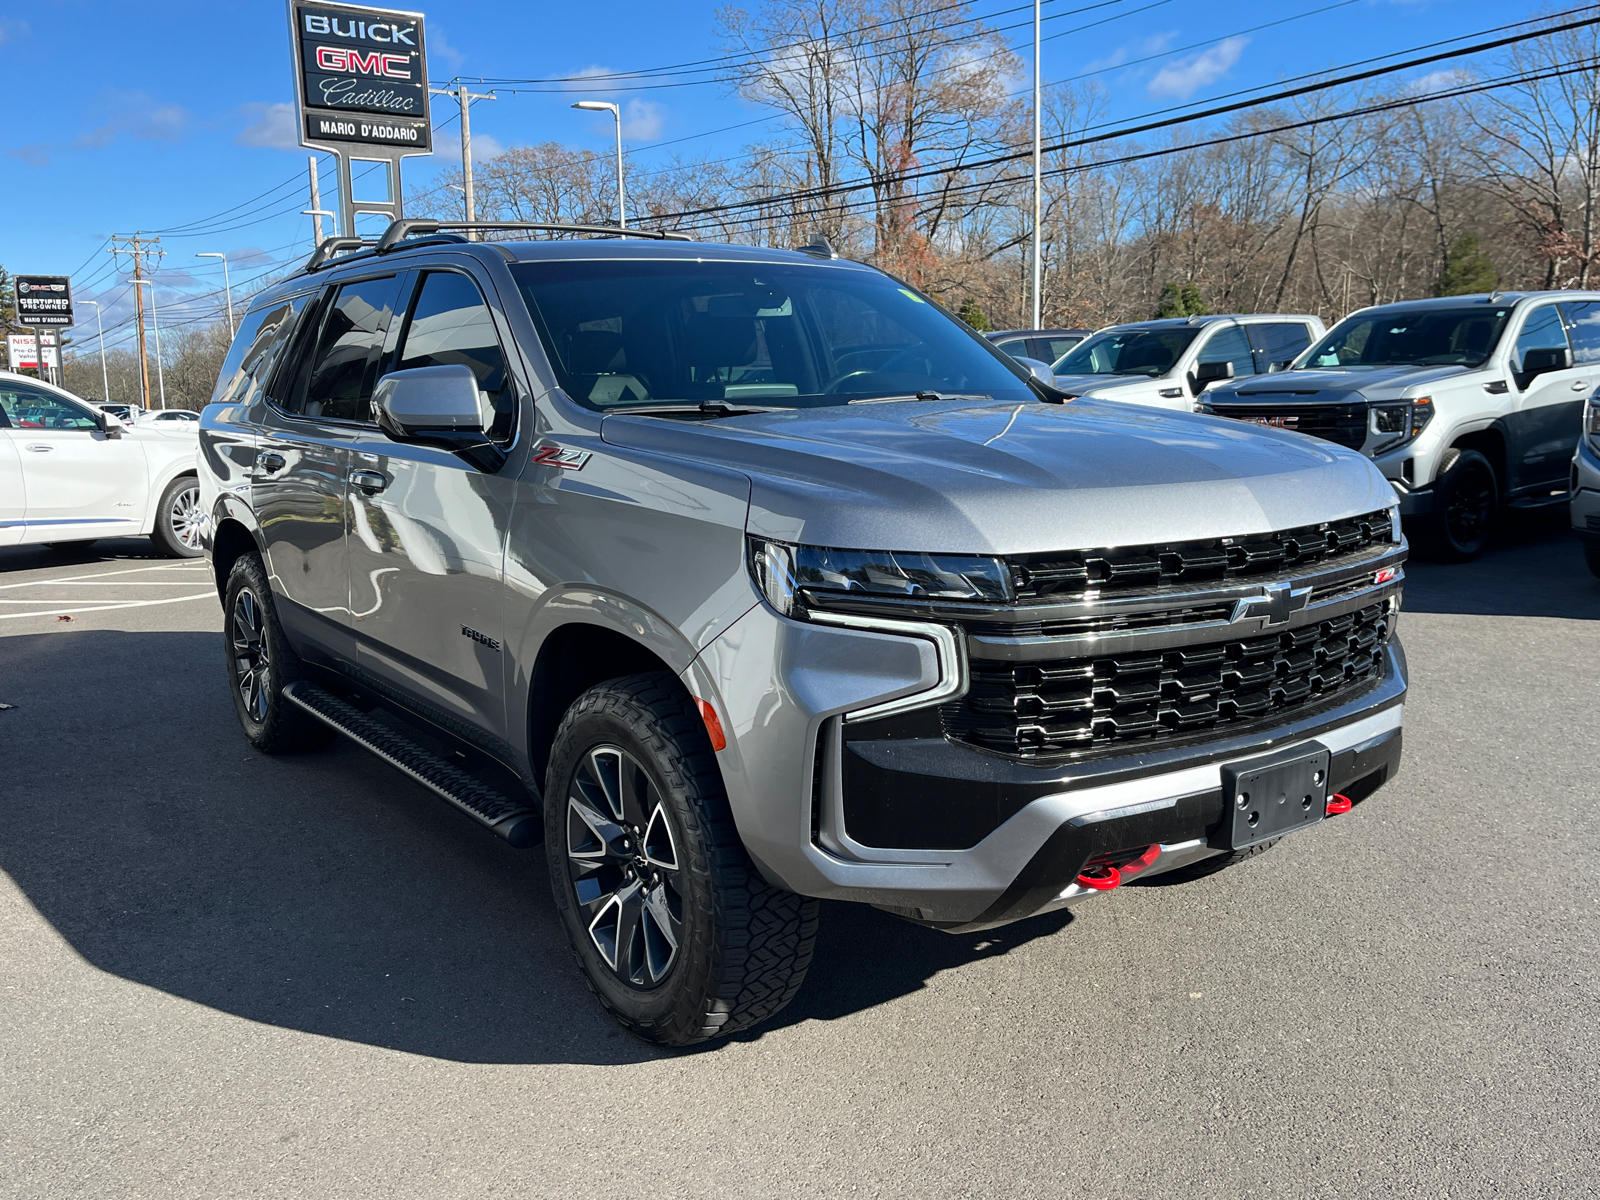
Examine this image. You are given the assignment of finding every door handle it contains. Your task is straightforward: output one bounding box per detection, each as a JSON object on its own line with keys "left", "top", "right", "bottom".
{"left": 349, "top": 469, "right": 389, "bottom": 494}
{"left": 1572, "top": 380, "right": 1590, "bottom": 391}
{"left": 256, "top": 451, "right": 287, "bottom": 474}
{"left": 24, "top": 444, "right": 54, "bottom": 453}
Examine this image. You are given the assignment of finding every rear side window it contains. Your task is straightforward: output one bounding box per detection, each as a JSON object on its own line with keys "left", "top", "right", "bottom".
{"left": 1039, "top": 335, "right": 1082, "bottom": 362}
{"left": 994, "top": 338, "right": 1030, "bottom": 358}
{"left": 396, "top": 271, "right": 514, "bottom": 442}
{"left": 1557, "top": 300, "right": 1600, "bottom": 364}
{"left": 1247, "top": 322, "right": 1312, "bottom": 369}
{"left": 0, "top": 384, "right": 98, "bottom": 429}
{"left": 210, "top": 295, "right": 311, "bottom": 407}
{"left": 1515, "top": 304, "right": 1570, "bottom": 371}
{"left": 1196, "top": 325, "right": 1256, "bottom": 377}
{"left": 295, "top": 275, "right": 402, "bottom": 421}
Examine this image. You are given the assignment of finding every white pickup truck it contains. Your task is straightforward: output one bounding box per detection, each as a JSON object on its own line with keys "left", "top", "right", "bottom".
{"left": 0, "top": 371, "right": 202, "bottom": 556}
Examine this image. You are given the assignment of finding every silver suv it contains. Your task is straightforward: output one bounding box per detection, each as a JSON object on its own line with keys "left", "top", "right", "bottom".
{"left": 1204, "top": 293, "right": 1600, "bottom": 560}
{"left": 198, "top": 222, "right": 1407, "bottom": 1045}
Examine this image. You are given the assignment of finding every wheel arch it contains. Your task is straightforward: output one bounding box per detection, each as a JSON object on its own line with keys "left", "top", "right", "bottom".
{"left": 210, "top": 511, "right": 265, "bottom": 602}
{"left": 526, "top": 621, "right": 692, "bottom": 788}
{"left": 1448, "top": 425, "right": 1508, "bottom": 493}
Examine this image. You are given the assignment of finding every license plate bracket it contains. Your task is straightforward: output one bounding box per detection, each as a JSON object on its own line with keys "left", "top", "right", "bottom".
{"left": 1220, "top": 742, "right": 1331, "bottom": 850}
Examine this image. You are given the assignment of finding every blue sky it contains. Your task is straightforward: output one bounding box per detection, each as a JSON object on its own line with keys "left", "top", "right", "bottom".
{"left": 0, "top": 0, "right": 1533, "bottom": 356}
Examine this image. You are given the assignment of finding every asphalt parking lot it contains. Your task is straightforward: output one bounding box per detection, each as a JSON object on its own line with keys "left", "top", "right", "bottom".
{"left": 2, "top": 518, "right": 1597, "bottom": 1200}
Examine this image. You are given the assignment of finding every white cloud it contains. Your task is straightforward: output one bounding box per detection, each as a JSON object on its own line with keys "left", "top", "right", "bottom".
{"left": 0, "top": 17, "right": 31, "bottom": 46}
{"left": 469, "top": 132, "right": 506, "bottom": 161}
{"left": 73, "top": 89, "right": 190, "bottom": 149}
{"left": 623, "top": 100, "right": 663, "bottom": 141}
{"left": 1408, "top": 68, "right": 1472, "bottom": 97}
{"left": 235, "top": 102, "right": 299, "bottom": 150}
{"left": 430, "top": 26, "right": 466, "bottom": 70}
{"left": 8, "top": 143, "right": 49, "bottom": 168}
{"left": 1147, "top": 37, "right": 1247, "bottom": 100}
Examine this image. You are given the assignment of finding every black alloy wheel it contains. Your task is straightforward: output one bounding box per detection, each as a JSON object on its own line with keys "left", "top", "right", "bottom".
{"left": 1422, "top": 448, "right": 1498, "bottom": 561}
{"left": 565, "top": 745, "right": 685, "bottom": 988}
{"left": 230, "top": 585, "right": 272, "bottom": 724}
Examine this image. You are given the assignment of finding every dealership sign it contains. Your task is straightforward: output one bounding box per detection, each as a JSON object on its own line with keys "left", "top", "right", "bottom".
{"left": 7, "top": 333, "right": 59, "bottom": 371}
{"left": 14, "top": 275, "right": 73, "bottom": 327}
{"left": 290, "top": 2, "right": 431, "bottom": 152}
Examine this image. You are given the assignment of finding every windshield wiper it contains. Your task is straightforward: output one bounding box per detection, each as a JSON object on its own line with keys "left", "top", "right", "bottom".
{"left": 613, "top": 400, "right": 797, "bottom": 419}
{"left": 847, "top": 391, "right": 992, "bottom": 405}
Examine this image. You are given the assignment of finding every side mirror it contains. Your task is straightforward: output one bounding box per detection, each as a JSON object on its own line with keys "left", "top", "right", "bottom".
{"left": 372, "top": 365, "right": 504, "bottom": 473}
{"left": 1520, "top": 346, "right": 1570, "bottom": 377}
{"left": 1193, "top": 360, "right": 1235, "bottom": 387}
{"left": 101, "top": 410, "right": 126, "bottom": 439}
{"left": 1012, "top": 356, "right": 1057, "bottom": 386}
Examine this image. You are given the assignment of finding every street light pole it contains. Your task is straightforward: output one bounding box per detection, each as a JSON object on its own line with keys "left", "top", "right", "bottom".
{"left": 196, "top": 252, "right": 234, "bottom": 337}
{"left": 573, "top": 100, "right": 626, "bottom": 229}
{"left": 82, "top": 300, "right": 110, "bottom": 403}
{"left": 131, "top": 279, "right": 166, "bottom": 409}
{"left": 1031, "top": 0, "right": 1042, "bottom": 331}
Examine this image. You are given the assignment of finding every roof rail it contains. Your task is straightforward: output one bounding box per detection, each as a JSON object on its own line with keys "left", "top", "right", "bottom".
{"left": 306, "top": 236, "right": 375, "bottom": 271}
{"left": 375, "top": 219, "right": 693, "bottom": 254}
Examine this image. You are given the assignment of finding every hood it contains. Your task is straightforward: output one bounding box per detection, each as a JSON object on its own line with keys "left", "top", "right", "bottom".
{"left": 1211, "top": 364, "right": 1474, "bottom": 404}
{"left": 601, "top": 399, "right": 1394, "bottom": 554}
{"left": 1051, "top": 373, "right": 1162, "bottom": 397}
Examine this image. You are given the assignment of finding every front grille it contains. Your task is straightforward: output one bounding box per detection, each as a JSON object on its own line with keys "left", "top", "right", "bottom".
{"left": 1009, "top": 508, "right": 1393, "bottom": 600}
{"left": 1209, "top": 402, "right": 1367, "bottom": 450}
{"left": 944, "top": 601, "right": 1392, "bottom": 760}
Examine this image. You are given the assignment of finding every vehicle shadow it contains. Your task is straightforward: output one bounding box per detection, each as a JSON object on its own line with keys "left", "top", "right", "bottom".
{"left": 1402, "top": 508, "right": 1600, "bottom": 620}
{"left": 0, "top": 536, "right": 172, "bottom": 571}
{"left": 0, "top": 629, "right": 1068, "bottom": 1064}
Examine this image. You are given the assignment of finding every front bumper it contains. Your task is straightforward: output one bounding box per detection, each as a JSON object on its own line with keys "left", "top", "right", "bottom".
{"left": 1572, "top": 439, "right": 1600, "bottom": 544}
{"left": 686, "top": 594, "right": 1408, "bottom": 931}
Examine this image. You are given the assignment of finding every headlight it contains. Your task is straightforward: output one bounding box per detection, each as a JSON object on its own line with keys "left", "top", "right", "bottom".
{"left": 1585, "top": 393, "right": 1600, "bottom": 449}
{"left": 1371, "top": 396, "right": 1433, "bottom": 445}
{"left": 747, "top": 538, "right": 1012, "bottom": 617}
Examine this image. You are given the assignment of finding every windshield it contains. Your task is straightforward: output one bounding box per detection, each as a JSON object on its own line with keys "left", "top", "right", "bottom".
{"left": 1052, "top": 327, "right": 1198, "bottom": 377}
{"left": 1299, "top": 307, "right": 1511, "bottom": 369}
{"left": 509, "top": 260, "right": 1033, "bottom": 411}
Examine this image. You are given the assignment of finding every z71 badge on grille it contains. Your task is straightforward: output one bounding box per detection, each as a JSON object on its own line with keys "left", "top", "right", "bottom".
{"left": 530, "top": 444, "right": 591, "bottom": 470}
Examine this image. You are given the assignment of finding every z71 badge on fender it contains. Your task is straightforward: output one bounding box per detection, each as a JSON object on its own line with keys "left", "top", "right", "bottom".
{"left": 530, "top": 444, "right": 591, "bottom": 470}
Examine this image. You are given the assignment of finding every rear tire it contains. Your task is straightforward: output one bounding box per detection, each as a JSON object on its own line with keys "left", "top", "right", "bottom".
{"left": 222, "top": 553, "right": 334, "bottom": 754}
{"left": 151, "top": 474, "right": 204, "bottom": 558}
{"left": 1417, "top": 448, "right": 1498, "bottom": 561}
{"left": 545, "top": 672, "right": 819, "bottom": 1046}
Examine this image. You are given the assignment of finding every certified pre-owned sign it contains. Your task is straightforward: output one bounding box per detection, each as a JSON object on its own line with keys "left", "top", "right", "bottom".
{"left": 290, "top": 2, "right": 431, "bottom": 152}
{"left": 13, "top": 276, "right": 73, "bottom": 327}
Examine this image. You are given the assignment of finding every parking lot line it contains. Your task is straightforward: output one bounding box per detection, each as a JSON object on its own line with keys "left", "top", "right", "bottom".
{"left": 0, "top": 562, "right": 211, "bottom": 591}
{"left": 0, "top": 592, "right": 216, "bottom": 621}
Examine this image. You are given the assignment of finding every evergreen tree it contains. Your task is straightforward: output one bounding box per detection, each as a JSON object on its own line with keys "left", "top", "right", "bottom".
{"left": 1436, "top": 233, "right": 1498, "bottom": 296}
{"left": 957, "top": 297, "right": 993, "bottom": 331}
{"left": 1156, "top": 280, "right": 1210, "bottom": 318}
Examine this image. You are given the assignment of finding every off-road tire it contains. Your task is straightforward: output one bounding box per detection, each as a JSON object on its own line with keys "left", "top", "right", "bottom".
{"left": 1153, "top": 837, "right": 1281, "bottom": 884}
{"left": 545, "top": 672, "right": 819, "bottom": 1046}
{"left": 222, "top": 553, "right": 335, "bottom": 754}
{"left": 1416, "top": 448, "right": 1498, "bottom": 562}
{"left": 150, "top": 473, "right": 204, "bottom": 558}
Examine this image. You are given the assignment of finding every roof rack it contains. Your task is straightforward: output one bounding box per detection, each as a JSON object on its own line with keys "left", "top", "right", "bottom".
{"left": 375, "top": 219, "right": 694, "bottom": 254}
{"left": 306, "top": 236, "right": 375, "bottom": 271}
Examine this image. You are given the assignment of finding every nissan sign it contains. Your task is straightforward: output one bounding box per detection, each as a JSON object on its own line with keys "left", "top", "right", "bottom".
{"left": 290, "top": 2, "right": 431, "bottom": 152}
{"left": 14, "top": 276, "right": 73, "bottom": 327}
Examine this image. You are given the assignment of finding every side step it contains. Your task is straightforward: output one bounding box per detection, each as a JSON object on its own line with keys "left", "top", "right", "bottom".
{"left": 283, "top": 681, "right": 542, "bottom": 847}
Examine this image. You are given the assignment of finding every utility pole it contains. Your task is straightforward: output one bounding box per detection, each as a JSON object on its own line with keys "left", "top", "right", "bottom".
{"left": 1030, "top": 0, "right": 1043, "bottom": 331}
{"left": 303, "top": 155, "right": 336, "bottom": 249}
{"left": 431, "top": 85, "right": 496, "bottom": 240}
{"left": 108, "top": 234, "right": 162, "bottom": 411}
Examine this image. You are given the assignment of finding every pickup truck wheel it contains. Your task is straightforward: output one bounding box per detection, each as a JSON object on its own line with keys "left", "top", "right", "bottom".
{"left": 223, "top": 553, "right": 335, "bottom": 754}
{"left": 1417, "top": 448, "right": 1498, "bottom": 561}
{"left": 545, "top": 673, "right": 819, "bottom": 1046}
{"left": 150, "top": 475, "right": 205, "bottom": 558}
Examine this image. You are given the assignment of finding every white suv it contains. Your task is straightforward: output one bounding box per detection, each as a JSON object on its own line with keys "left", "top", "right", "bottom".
{"left": 1051, "top": 314, "right": 1326, "bottom": 411}
{"left": 0, "top": 371, "right": 202, "bottom": 556}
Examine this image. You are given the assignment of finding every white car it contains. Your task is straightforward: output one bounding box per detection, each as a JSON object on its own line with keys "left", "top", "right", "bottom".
{"left": 136, "top": 408, "right": 200, "bottom": 426}
{"left": 0, "top": 371, "right": 203, "bottom": 556}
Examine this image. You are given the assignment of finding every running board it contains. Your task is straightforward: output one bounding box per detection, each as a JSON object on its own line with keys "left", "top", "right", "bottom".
{"left": 283, "top": 681, "right": 542, "bottom": 847}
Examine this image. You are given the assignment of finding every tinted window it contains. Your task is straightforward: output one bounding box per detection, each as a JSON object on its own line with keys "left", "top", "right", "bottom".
{"left": 1247, "top": 322, "right": 1312, "bottom": 368}
{"left": 211, "top": 295, "right": 311, "bottom": 408}
{"left": 397, "top": 271, "right": 513, "bottom": 441}
{"left": 0, "top": 384, "right": 98, "bottom": 430}
{"left": 1196, "top": 325, "right": 1256, "bottom": 377}
{"left": 1557, "top": 300, "right": 1600, "bottom": 365}
{"left": 994, "top": 338, "right": 1030, "bottom": 358}
{"left": 511, "top": 261, "right": 1032, "bottom": 410}
{"left": 1040, "top": 335, "right": 1083, "bottom": 361}
{"left": 1514, "top": 304, "right": 1570, "bottom": 371}
{"left": 1055, "top": 327, "right": 1199, "bottom": 377}
{"left": 297, "top": 276, "right": 401, "bottom": 421}
{"left": 1302, "top": 307, "right": 1510, "bottom": 368}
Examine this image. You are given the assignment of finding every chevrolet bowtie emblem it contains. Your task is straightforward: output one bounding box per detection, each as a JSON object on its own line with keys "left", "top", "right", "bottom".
{"left": 1232, "top": 583, "right": 1312, "bottom": 626}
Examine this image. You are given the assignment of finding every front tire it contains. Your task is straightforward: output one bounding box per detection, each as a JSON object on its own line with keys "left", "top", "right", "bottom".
{"left": 151, "top": 474, "right": 204, "bottom": 558}
{"left": 223, "top": 553, "right": 334, "bottom": 754}
{"left": 1417, "top": 448, "right": 1498, "bottom": 561}
{"left": 545, "top": 673, "right": 819, "bottom": 1046}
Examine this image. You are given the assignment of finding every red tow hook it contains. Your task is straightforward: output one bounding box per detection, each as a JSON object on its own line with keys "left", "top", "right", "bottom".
{"left": 1118, "top": 844, "right": 1162, "bottom": 879}
{"left": 1076, "top": 865, "right": 1122, "bottom": 891}
{"left": 1326, "top": 793, "right": 1353, "bottom": 816}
